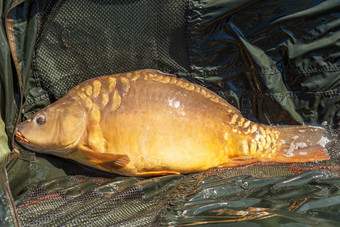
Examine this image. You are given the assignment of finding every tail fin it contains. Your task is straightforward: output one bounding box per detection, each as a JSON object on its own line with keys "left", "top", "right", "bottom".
{"left": 269, "top": 125, "right": 332, "bottom": 163}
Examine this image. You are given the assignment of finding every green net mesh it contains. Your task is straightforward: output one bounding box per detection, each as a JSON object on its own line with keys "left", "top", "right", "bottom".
{"left": 33, "top": 0, "right": 189, "bottom": 100}
{"left": 15, "top": 169, "right": 340, "bottom": 226}
{"left": 15, "top": 175, "right": 168, "bottom": 226}
{"left": 11, "top": 0, "right": 340, "bottom": 225}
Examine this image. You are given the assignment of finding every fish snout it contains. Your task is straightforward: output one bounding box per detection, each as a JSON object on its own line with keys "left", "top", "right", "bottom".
{"left": 14, "top": 129, "right": 29, "bottom": 144}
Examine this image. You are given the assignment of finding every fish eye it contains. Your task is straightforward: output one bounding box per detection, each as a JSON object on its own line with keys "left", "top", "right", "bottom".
{"left": 35, "top": 115, "right": 46, "bottom": 125}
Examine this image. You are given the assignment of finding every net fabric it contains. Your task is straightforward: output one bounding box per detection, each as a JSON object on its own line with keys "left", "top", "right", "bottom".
{"left": 163, "top": 170, "right": 340, "bottom": 225}
{"left": 15, "top": 170, "right": 340, "bottom": 226}
{"left": 33, "top": 0, "right": 189, "bottom": 100}
{"left": 15, "top": 175, "right": 168, "bottom": 227}
{"left": 16, "top": 0, "right": 340, "bottom": 225}
{"left": 30, "top": 0, "right": 340, "bottom": 179}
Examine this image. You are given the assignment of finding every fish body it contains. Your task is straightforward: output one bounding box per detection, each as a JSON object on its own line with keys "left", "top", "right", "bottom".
{"left": 15, "top": 69, "right": 331, "bottom": 176}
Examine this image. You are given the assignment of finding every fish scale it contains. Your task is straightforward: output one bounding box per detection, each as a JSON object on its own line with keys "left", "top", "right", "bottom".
{"left": 226, "top": 114, "right": 278, "bottom": 159}
{"left": 14, "top": 69, "right": 332, "bottom": 176}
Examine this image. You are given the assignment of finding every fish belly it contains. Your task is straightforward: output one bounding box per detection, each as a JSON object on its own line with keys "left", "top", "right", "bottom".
{"left": 104, "top": 111, "right": 227, "bottom": 174}
{"left": 99, "top": 79, "right": 231, "bottom": 174}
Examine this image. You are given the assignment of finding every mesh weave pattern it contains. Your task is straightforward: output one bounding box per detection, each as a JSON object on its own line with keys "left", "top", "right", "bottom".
{"left": 33, "top": 0, "right": 188, "bottom": 100}
{"left": 20, "top": 0, "right": 340, "bottom": 225}
{"left": 16, "top": 176, "right": 168, "bottom": 226}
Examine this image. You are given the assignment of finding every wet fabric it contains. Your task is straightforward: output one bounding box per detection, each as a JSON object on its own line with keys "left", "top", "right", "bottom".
{"left": 13, "top": 171, "right": 340, "bottom": 226}
{"left": 20, "top": 0, "right": 340, "bottom": 126}
{"left": 164, "top": 170, "right": 340, "bottom": 226}
{"left": 0, "top": 117, "right": 11, "bottom": 167}
{"left": 186, "top": 0, "right": 340, "bottom": 125}
{"left": 0, "top": 0, "right": 340, "bottom": 226}
{"left": 15, "top": 175, "right": 169, "bottom": 226}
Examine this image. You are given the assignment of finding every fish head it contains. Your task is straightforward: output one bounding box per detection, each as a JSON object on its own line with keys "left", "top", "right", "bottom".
{"left": 15, "top": 98, "right": 87, "bottom": 155}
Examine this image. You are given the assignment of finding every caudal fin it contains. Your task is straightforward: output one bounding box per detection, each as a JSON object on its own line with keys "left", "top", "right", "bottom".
{"left": 268, "top": 125, "right": 332, "bottom": 163}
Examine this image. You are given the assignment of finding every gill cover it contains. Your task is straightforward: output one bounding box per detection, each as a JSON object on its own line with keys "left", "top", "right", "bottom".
{"left": 15, "top": 98, "right": 86, "bottom": 154}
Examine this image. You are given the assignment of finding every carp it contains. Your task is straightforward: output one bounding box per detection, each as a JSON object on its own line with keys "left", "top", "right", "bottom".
{"left": 14, "top": 69, "right": 332, "bottom": 176}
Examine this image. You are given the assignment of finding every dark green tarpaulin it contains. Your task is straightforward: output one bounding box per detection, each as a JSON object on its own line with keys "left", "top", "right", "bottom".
{"left": 0, "top": 0, "right": 339, "bottom": 226}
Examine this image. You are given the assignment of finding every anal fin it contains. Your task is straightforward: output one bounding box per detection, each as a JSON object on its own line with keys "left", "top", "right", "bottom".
{"left": 136, "top": 170, "right": 180, "bottom": 177}
{"left": 218, "top": 157, "right": 257, "bottom": 167}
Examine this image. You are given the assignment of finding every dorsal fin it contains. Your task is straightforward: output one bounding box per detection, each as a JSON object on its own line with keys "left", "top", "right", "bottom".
{"left": 140, "top": 69, "right": 177, "bottom": 78}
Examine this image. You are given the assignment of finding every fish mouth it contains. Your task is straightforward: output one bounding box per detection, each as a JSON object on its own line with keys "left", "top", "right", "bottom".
{"left": 14, "top": 130, "right": 29, "bottom": 144}
{"left": 14, "top": 129, "right": 72, "bottom": 154}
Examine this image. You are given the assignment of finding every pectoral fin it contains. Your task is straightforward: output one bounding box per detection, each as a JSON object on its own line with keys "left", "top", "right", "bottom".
{"left": 79, "top": 145, "right": 130, "bottom": 169}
